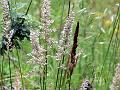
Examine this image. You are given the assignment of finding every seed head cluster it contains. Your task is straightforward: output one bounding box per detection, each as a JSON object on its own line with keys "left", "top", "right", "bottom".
{"left": 41, "top": 0, "right": 53, "bottom": 44}
{"left": 27, "top": 0, "right": 53, "bottom": 68}
{"left": 27, "top": 31, "right": 46, "bottom": 66}
{"left": 1, "top": 0, "right": 12, "bottom": 50}
{"left": 56, "top": 10, "right": 75, "bottom": 61}
{"left": 1, "top": 0, "right": 11, "bottom": 34}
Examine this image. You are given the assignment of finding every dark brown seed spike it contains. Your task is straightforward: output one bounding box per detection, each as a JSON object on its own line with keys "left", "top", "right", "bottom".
{"left": 71, "top": 22, "right": 79, "bottom": 64}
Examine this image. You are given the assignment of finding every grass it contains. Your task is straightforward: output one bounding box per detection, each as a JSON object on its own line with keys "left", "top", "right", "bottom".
{"left": 0, "top": 0, "right": 120, "bottom": 90}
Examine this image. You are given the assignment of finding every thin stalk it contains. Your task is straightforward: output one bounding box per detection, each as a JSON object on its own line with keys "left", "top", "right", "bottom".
{"left": 55, "top": 0, "right": 65, "bottom": 89}
{"left": 59, "top": 1, "right": 71, "bottom": 89}
{"left": 43, "top": 36, "right": 48, "bottom": 90}
{"left": 0, "top": 56, "right": 4, "bottom": 90}
{"left": 36, "top": 37, "right": 42, "bottom": 90}
{"left": 68, "top": 0, "right": 71, "bottom": 15}
{"left": 38, "top": 39, "right": 43, "bottom": 90}
{"left": 100, "top": 5, "right": 120, "bottom": 76}
{"left": 59, "top": 54, "right": 65, "bottom": 90}
{"left": 58, "top": 0, "right": 65, "bottom": 41}
{"left": 55, "top": 62, "right": 60, "bottom": 90}
{"left": 61, "top": 55, "right": 71, "bottom": 89}
{"left": 16, "top": 49, "right": 24, "bottom": 90}
{"left": 43, "top": 76, "right": 45, "bottom": 90}
{"left": 39, "top": 67, "right": 43, "bottom": 90}
{"left": 2, "top": 56, "right": 4, "bottom": 89}
{"left": 55, "top": 41, "right": 61, "bottom": 87}
{"left": 45, "top": 48, "right": 48, "bottom": 90}
{"left": 0, "top": 62, "right": 2, "bottom": 90}
{"left": 7, "top": 52, "right": 13, "bottom": 90}
{"left": 68, "top": 76, "right": 71, "bottom": 90}
{"left": 91, "top": 33, "right": 101, "bottom": 83}
{"left": 21, "top": 0, "right": 32, "bottom": 24}
{"left": 108, "top": 17, "right": 120, "bottom": 72}
{"left": 40, "top": 76, "right": 43, "bottom": 90}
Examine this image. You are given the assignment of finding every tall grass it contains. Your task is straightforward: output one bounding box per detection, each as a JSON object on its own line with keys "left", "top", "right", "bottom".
{"left": 0, "top": 0, "right": 120, "bottom": 90}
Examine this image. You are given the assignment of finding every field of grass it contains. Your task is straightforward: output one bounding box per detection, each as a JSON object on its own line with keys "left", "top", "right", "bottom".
{"left": 0, "top": 0, "right": 120, "bottom": 90}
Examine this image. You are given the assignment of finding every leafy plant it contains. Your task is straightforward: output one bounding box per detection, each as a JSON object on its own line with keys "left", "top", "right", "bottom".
{"left": 0, "top": 0, "right": 32, "bottom": 55}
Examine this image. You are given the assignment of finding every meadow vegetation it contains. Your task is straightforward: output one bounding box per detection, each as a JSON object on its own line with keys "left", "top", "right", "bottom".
{"left": 0, "top": 0, "right": 120, "bottom": 90}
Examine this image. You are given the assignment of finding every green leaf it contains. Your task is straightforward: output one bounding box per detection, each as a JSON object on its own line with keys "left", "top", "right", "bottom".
{"left": 13, "top": 3, "right": 28, "bottom": 10}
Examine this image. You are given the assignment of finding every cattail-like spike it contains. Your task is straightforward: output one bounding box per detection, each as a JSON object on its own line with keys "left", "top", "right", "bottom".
{"left": 69, "top": 22, "right": 79, "bottom": 76}
{"left": 71, "top": 22, "right": 79, "bottom": 63}
{"left": 110, "top": 63, "right": 120, "bottom": 90}
{"left": 62, "top": 22, "right": 82, "bottom": 87}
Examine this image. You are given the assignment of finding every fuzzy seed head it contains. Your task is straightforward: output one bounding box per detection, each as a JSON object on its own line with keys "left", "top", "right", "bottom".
{"left": 1, "top": 0, "right": 11, "bottom": 34}
{"left": 27, "top": 31, "right": 46, "bottom": 66}
{"left": 56, "top": 10, "right": 75, "bottom": 61}
{"left": 41, "top": 0, "right": 54, "bottom": 44}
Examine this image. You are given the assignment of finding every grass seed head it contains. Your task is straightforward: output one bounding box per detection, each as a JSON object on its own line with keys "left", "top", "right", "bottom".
{"left": 56, "top": 10, "right": 75, "bottom": 61}
{"left": 28, "top": 31, "right": 46, "bottom": 66}
{"left": 1, "top": 0, "right": 11, "bottom": 34}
